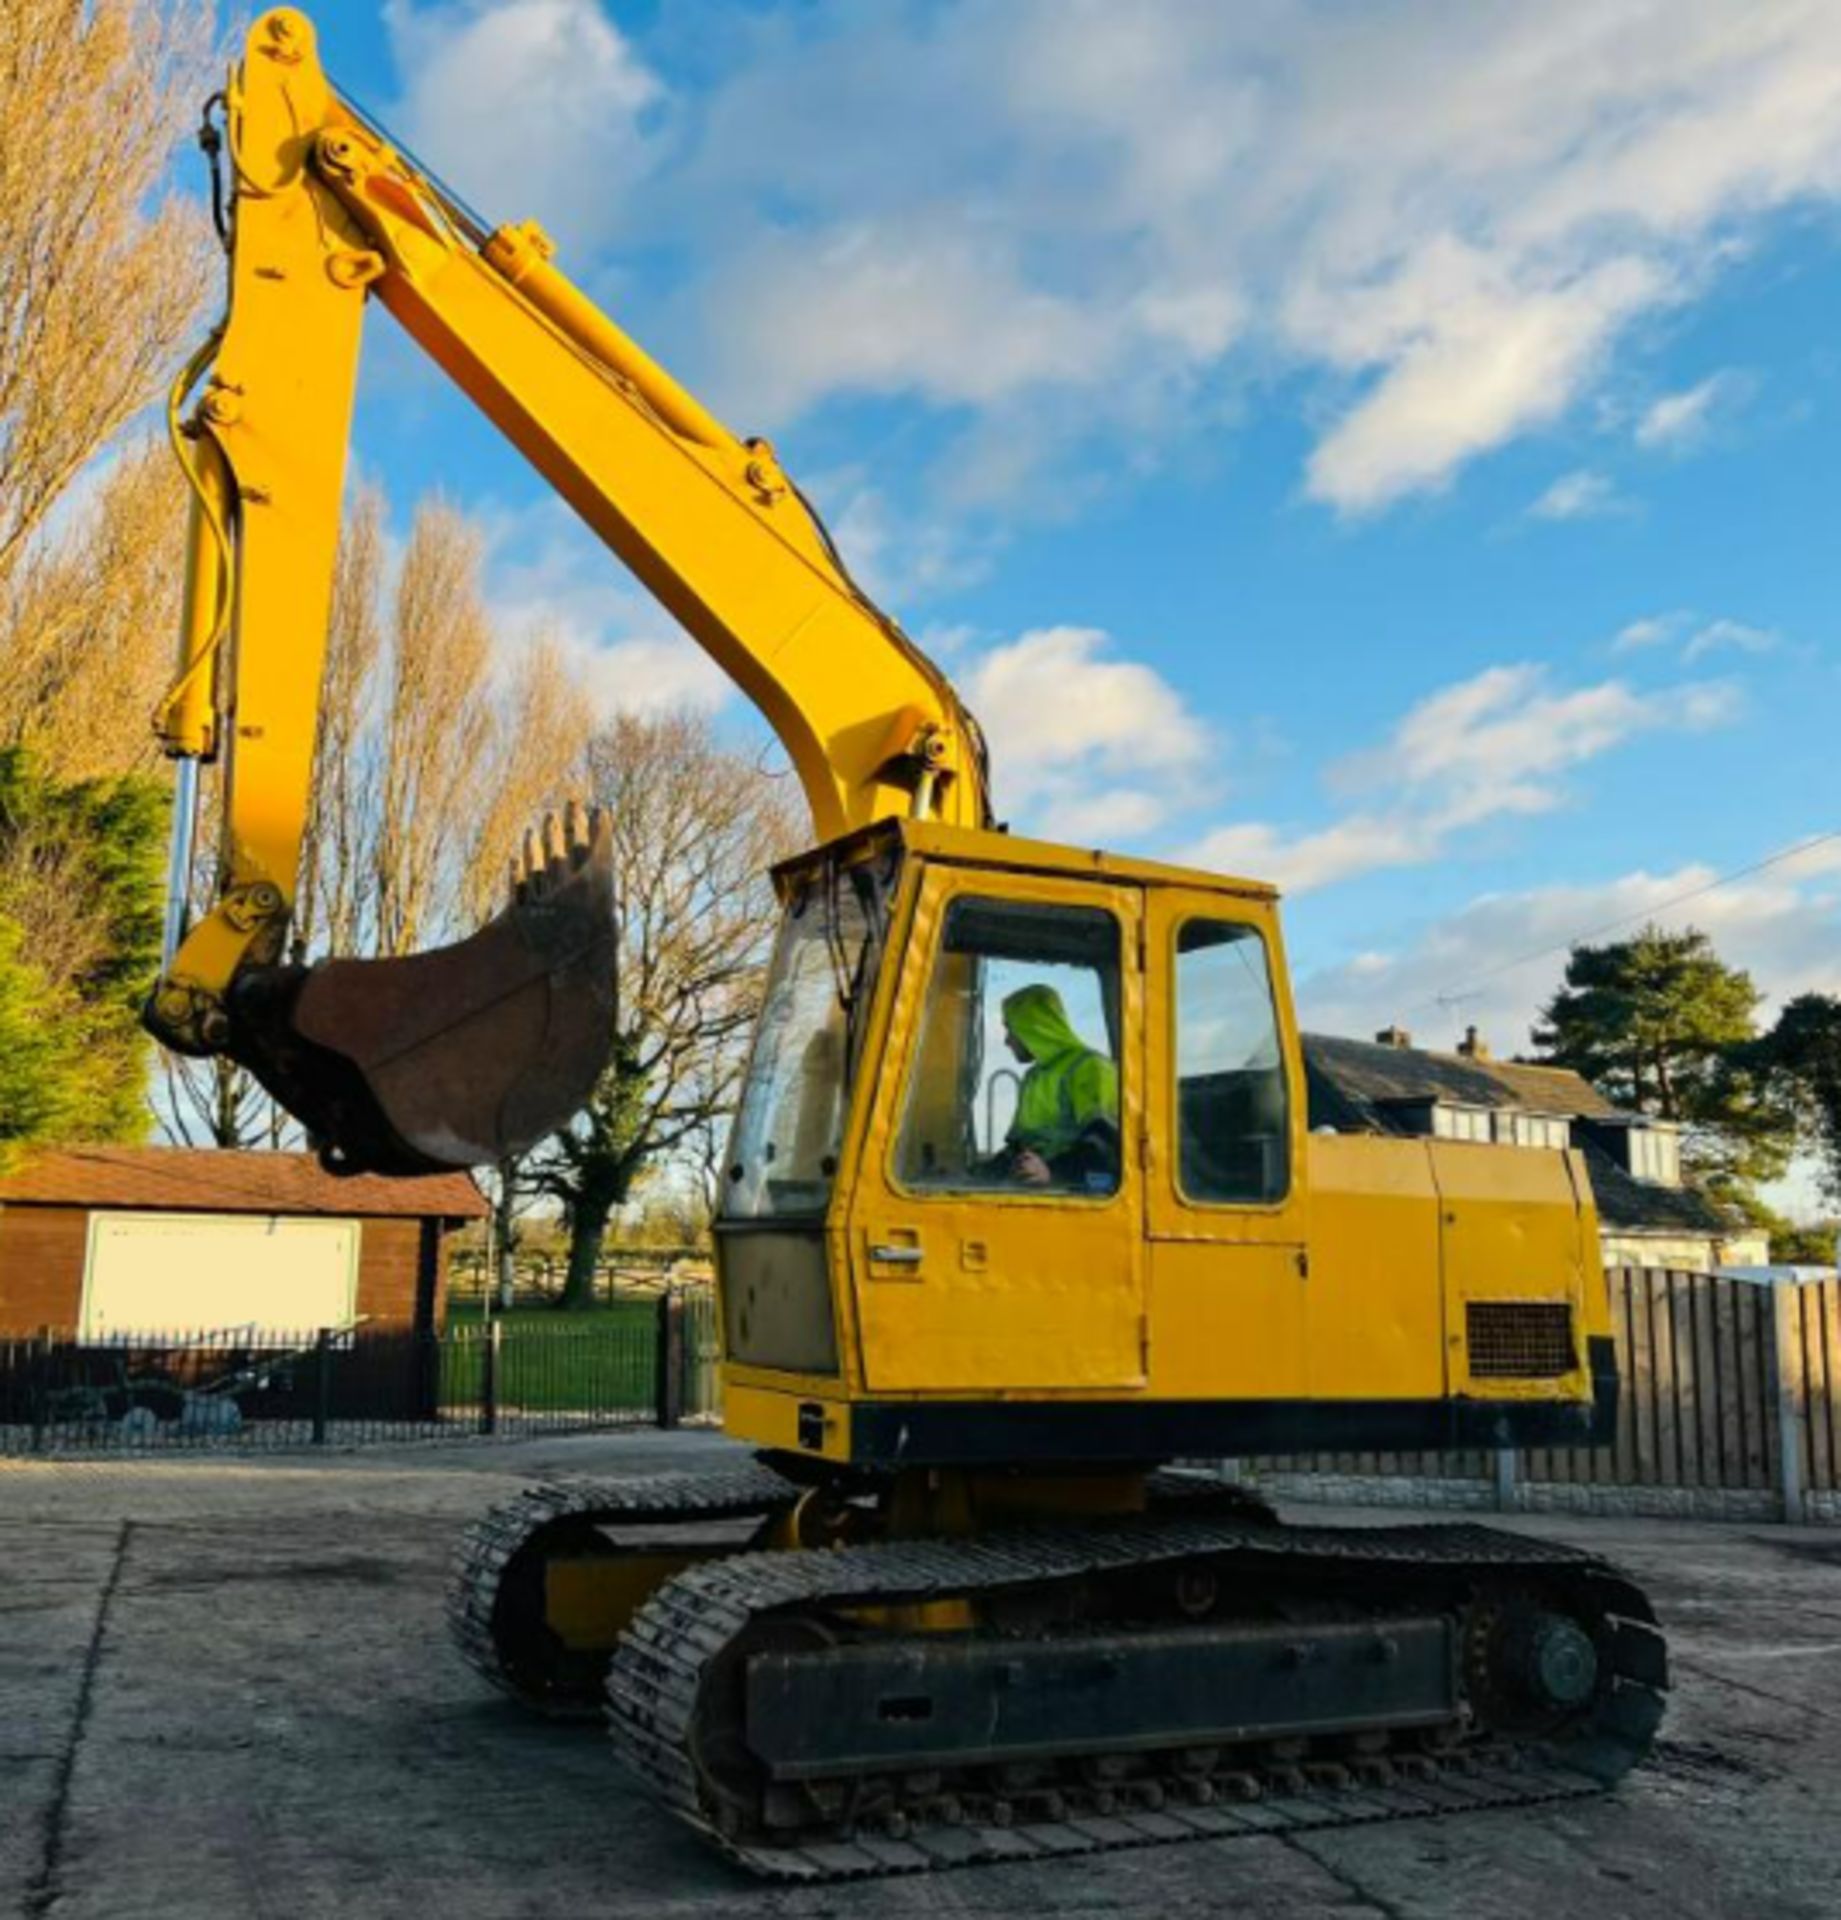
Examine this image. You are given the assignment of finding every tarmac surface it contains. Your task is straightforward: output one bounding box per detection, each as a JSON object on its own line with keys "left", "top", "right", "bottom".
{"left": 5, "top": 1428, "right": 1840, "bottom": 1920}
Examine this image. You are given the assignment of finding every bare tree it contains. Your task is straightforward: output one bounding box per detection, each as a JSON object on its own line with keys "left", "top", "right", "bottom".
{"left": 0, "top": 0, "right": 212, "bottom": 599}
{"left": 0, "top": 439, "right": 189, "bottom": 781}
{"left": 294, "top": 483, "right": 387, "bottom": 962}
{"left": 458, "top": 633, "right": 591, "bottom": 927}
{"left": 158, "top": 1051, "right": 283, "bottom": 1150}
{"left": 371, "top": 500, "right": 498, "bottom": 956}
{"left": 539, "top": 712, "right": 797, "bottom": 1308}
{"left": 295, "top": 497, "right": 592, "bottom": 961}
{"left": 162, "top": 490, "right": 593, "bottom": 1148}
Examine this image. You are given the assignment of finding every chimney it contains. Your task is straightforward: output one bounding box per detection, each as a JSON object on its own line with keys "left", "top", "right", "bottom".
{"left": 1457, "top": 1025, "right": 1491, "bottom": 1060}
{"left": 1374, "top": 1024, "right": 1413, "bottom": 1050}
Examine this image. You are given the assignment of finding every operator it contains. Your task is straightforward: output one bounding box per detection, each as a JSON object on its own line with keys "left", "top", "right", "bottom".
{"left": 993, "top": 984, "right": 1120, "bottom": 1190}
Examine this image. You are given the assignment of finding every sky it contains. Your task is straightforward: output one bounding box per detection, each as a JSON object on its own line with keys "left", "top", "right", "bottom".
{"left": 238, "top": 0, "right": 1838, "bottom": 1164}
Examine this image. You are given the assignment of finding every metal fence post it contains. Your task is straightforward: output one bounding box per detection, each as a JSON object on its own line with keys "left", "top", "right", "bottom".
{"left": 29, "top": 1329, "right": 51, "bottom": 1455}
{"left": 655, "top": 1290, "right": 683, "bottom": 1430}
{"left": 1770, "top": 1283, "right": 1806, "bottom": 1525}
{"left": 311, "top": 1328, "right": 332, "bottom": 1446}
{"left": 481, "top": 1320, "right": 501, "bottom": 1436}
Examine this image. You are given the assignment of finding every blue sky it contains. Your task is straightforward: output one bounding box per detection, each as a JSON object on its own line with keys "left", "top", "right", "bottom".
{"left": 257, "top": 0, "right": 1837, "bottom": 1090}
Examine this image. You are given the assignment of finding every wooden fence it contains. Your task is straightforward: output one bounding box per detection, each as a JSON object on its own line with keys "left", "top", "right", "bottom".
{"left": 1256, "top": 1267, "right": 1841, "bottom": 1522}
{"left": 447, "top": 1246, "right": 713, "bottom": 1305}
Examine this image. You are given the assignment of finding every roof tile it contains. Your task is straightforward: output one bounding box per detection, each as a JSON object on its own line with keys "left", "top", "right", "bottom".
{"left": 0, "top": 1146, "right": 487, "bottom": 1220}
{"left": 1302, "top": 1033, "right": 1618, "bottom": 1120}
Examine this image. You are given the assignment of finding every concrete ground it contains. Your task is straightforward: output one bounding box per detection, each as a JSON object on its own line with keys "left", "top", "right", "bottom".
{"left": 4, "top": 1431, "right": 1839, "bottom": 1920}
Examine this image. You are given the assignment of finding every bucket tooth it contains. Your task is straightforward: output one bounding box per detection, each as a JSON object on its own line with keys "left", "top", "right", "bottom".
{"left": 224, "top": 807, "right": 615, "bottom": 1176}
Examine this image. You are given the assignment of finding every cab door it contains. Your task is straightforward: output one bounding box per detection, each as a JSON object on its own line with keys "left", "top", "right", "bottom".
{"left": 846, "top": 862, "right": 1145, "bottom": 1392}
{"left": 1143, "top": 888, "right": 1308, "bottom": 1400}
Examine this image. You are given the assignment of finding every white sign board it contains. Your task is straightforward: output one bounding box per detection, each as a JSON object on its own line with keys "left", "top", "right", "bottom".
{"left": 81, "top": 1212, "right": 360, "bottom": 1342}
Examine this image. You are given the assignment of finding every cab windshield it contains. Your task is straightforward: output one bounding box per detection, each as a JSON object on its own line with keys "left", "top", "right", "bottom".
{"left": 720, "top": 851, "right": 896, "bottom": 1221}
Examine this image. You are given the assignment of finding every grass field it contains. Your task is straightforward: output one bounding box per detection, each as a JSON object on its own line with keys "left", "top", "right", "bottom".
{"left": 439, "top": 1300, "right": 659, "bottom": 1412}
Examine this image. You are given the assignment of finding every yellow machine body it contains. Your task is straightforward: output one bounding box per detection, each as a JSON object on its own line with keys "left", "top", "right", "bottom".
{"left": 715, "top": 822, "right": 1614, "bottom": 1471}
{"left": 150, "top": 10, "right": 1613, "bottom": 1460}
{"left": 153, "top": 16, "right": 1666, "bottom": 1870}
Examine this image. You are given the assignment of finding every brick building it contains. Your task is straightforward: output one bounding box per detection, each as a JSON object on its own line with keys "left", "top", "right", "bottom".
{"left": 0, "top": 1147, "right": 486, "bottom": 1339}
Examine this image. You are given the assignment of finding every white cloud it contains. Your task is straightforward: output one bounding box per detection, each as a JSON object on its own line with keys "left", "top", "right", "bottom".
{"left": 1528, "top": 469, "right": 1624, "bottom": 521}
{"left": 1304, "top": 258, "right": 1663, "bottom": 512}
{"left": 1684, "top": 616, "right": 1778, "bottom": 661}
{"left": 1333, "top": 665, "right": 1732, "bottom": 794}
{"left": 1295, "top": 841, "right": 1841, "bottom": 1062}
{"left": 580, "top": 0, "right": 1841, "bottom": 511}
{"left": 713, "top": 222, "right": 1119, "bottom": 422}
{"left": 1634, "top": 371, "right": 1743, "bottom": 450}
{"left": 384, "top": 0, "right": 663, "bottom": 254}
{"left": 1612, "top": 613, "right": 1679, "bottom": 652}
{"left": 1611, "top": 609, "right": 1780, "bottom": 661}
{"left": 372, "top": 4, "right": 1841, "bottom": 512}
{"left": 1186, "top": 814, "right": 1446, "bottom": 895}
{"left": 476, "top": 494, "right": 732, "bottom": 717}
{"left": 961, "top": 625, "right": 1211, "bottom": 840}
{"left": 1184, "top": 661, "right": 1740, "bottom": 894}
{"left": 550, "top": 631, "right": 732, "bottom": 717}
{"left": 816, "top": 472, "right": 992, "bottom": 606}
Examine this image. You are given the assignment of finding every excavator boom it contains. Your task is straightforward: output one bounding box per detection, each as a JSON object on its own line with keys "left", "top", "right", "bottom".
{"left": 148, "top": 7, "right": 985, "bottom": 1173}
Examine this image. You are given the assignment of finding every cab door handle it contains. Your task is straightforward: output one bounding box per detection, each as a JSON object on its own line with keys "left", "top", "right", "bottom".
{"left": 870, "top": 1244, "right": 924, "bottom": 1266}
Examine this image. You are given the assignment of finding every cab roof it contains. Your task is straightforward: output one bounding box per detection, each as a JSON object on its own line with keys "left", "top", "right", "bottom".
{"left": 776, "top": 818, "right": 1279, "bottom": 904}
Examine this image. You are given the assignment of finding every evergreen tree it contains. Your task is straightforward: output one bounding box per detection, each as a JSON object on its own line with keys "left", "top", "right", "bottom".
{"left": 0, "top": 749, "right": 164, "bottom": 1160}
{"left": 1534, "top": 925, "right": 1795, "bottom": 1206}
{"left": 1758, "top": 993, "right": 1841, "bottom": 1207}
{"left": 0, "top": 919, "right": 91, "bottom": 1166}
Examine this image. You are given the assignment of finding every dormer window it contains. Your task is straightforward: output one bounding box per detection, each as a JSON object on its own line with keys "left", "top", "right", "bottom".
{"left": 1500, "top": 1112, "right": 1570, "bottom": 1151}
{"left": 1431, "top": 1103, "right": 1493, "bottom": 1143}
{"left": 1628, "top": 1125, "right": 1681, "bottom": 1187}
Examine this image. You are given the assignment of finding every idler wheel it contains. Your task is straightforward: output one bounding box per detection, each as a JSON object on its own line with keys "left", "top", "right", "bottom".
{"left": 1510, "top": 1613, "right": 1600, "bottom": 1713}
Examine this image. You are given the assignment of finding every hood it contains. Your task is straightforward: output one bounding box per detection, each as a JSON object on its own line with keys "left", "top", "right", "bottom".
{"left": 1001, "top": 983, "right": 1085, "bottom": 1064}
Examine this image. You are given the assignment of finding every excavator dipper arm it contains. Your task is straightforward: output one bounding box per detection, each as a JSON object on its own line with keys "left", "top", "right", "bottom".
{"left": 148, "top": 7, "right": 986, "bottom": 1173}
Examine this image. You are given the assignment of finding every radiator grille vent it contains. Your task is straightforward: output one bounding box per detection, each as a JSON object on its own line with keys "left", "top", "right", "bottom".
{"left": 1465, "top": 1301, "right": 1576, "bottom": 1380}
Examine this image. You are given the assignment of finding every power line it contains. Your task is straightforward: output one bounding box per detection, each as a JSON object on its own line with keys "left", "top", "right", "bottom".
{"left": 1423, "top": 828, "right": 1841, "bottom": 1015}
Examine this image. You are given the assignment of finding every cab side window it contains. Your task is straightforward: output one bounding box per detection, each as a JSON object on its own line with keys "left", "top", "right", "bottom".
{"left": 1175, "top": 920, "right": 1289, "bottom": 1204}
{"left": 897, "top": 897, "right": 1122, "bottom": 1197}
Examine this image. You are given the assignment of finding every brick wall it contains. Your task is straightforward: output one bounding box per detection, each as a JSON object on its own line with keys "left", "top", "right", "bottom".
{"left": 0, "top": 1206, "right": 455, "bottom": 1336}
{"left": 354, "top": 1218, "right": 450, "bottom": 1329}
{"left": 0, "top": 1206, "right": 89, "bottom": 1333}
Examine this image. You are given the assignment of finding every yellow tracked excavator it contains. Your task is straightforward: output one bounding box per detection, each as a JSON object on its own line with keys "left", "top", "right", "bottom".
{"left": 147, "top": 10, "right": 1667, "bottom": 1881}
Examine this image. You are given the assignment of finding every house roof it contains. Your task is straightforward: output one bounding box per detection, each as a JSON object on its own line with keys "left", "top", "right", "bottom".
{"left": 0, "top": 1147, "right": 487, "bottom": 1221}
{"left": 1301, "top": 1033, "right": 1617, "bottom": 1128}
{"left": 1576, "top": 1144, "right": 1729, "bottom": 1235}
{"left": 1476, "top": 1058, "right": 1621, "bottom": 1117}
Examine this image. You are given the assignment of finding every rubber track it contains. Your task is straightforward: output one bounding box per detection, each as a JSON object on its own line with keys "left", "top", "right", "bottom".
{"left": 446, "top": 1462, "right": 801, "bottom": 1710}
{"left": 604, "top": 1515, "right": 1666, "bottom": 1882}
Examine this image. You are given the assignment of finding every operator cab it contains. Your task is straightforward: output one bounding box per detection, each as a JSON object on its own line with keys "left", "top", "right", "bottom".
{"left": 714, "top": 820, "right": 1308, "bottom": 1459}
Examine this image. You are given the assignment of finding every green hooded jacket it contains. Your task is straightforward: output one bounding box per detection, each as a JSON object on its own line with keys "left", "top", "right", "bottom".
{"left": 1001, "top": 983, "right": 1119, "bottom": 1163}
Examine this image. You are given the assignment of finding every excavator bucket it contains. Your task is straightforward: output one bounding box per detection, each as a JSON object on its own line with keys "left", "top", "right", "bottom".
{"left": 226, "top": 809, "right": 616, "bottom": 1177}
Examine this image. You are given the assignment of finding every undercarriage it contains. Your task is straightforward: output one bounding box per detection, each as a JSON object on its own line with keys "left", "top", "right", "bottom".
{"left": 448, "top": 1462, "right": 1667, "bottom": 1881}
